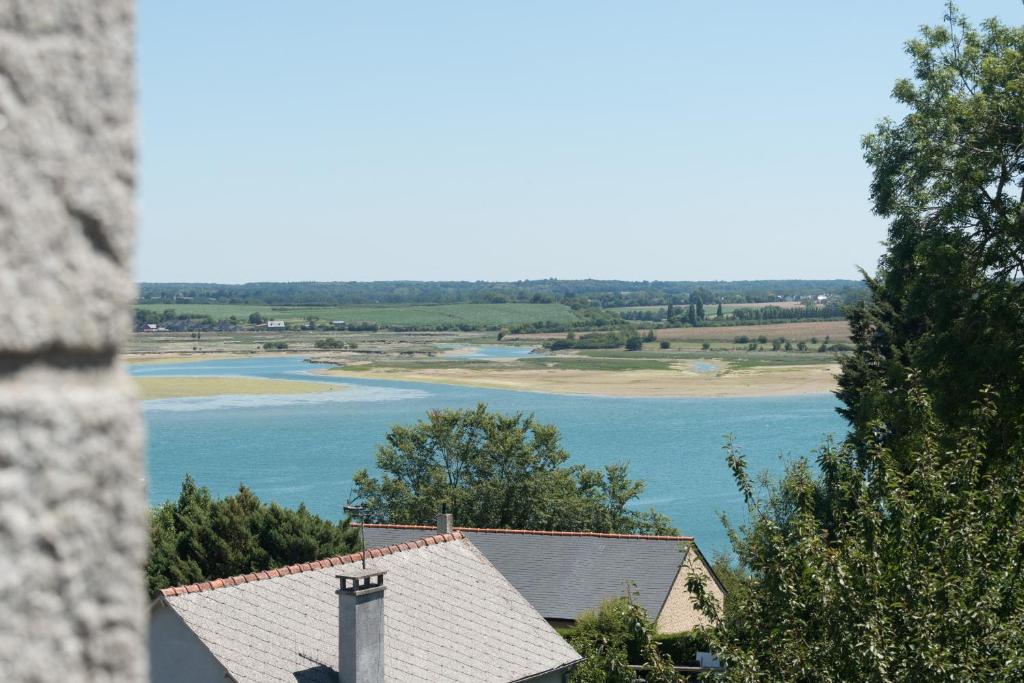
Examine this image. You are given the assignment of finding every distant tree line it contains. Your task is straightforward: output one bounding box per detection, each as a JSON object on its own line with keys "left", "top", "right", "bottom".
{"left": 138, "top": 279, "right": 865, "bottom": 309}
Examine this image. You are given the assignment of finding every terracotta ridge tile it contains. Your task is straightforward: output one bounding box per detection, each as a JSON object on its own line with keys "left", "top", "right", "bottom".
{"left": 159, "top": 531, "right": 463, "bottom": 597}
{"left": 360, "top": 522, "right": 693, "bottom": 541}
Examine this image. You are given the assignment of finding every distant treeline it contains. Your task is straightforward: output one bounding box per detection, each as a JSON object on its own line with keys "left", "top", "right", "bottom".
{"left": 138, "top": 279, "right": 865, "bottom": 308}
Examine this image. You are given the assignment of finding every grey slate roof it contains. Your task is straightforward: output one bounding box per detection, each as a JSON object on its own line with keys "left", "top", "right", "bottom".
{"left": 362, "top": 526, "right": 693, "bottom": 622}
{"left": 156, "top": 533, "right": 581, "bottom": 683}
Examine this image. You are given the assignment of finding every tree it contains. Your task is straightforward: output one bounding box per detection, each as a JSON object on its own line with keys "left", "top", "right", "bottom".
{"left": 625, "top": 336, "right": 643, "bottom": 351}
{"left": 147, "top": 476, "right": 358, "bottom": 596}
{"left": 716, "top": 302, "right": 724, "bottom": 318}
{"left": 352, "top": 404, "right": 676, "bottom": 535}
{"left": 839, "top": 4, "right": 1024, "bottom": 466}
{"left": 659, "top": 340, "right": 671, "bottom": 349}
{"left": 690, "top": 387, "right": 1024, "bottom": 680}
{"left": 248, "top": 311, "right": 263, "bottom": 325}
{"left": 687, "top": 304, "right": 698, "bottom": 326}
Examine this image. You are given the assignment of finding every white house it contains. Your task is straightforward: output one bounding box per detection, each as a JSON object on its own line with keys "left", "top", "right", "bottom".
{"left": 267, "top": 320, "right": 286, "bottom": 329}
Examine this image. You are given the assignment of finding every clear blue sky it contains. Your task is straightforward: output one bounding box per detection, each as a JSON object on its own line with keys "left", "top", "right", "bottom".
{"left": 137, "top": 1, "right": 1019, "bottom": 283}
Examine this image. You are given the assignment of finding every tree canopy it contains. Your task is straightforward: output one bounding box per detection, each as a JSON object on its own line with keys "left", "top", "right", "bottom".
{"left": 839, "top": 3, "right": 1024, "bottom": 466}
{"left": 351, "top": 404, "right": 677, "bottom": 535}
{"left": 147, "top": 476, "right": 358, "bottom": 596}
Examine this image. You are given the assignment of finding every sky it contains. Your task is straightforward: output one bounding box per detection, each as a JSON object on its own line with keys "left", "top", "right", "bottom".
{"left": 136, "top": 1, "right": 1021, "bottom": 283}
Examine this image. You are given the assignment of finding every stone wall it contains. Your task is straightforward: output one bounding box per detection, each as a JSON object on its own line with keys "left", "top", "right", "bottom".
{"left": 0, "top": 1, "right": 146, "bottom": 681}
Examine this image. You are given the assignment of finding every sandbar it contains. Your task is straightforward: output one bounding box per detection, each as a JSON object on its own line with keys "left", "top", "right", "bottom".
{"left": 135, "top": 376, "right": 342, "bottom": 400}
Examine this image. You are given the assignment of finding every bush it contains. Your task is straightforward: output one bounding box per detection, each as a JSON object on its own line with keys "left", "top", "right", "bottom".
{"left": 625, "top": 336, "right": 643, "bottom": 351}
{"left": 702, "top": 342, "right": 711, "bottom": 351}
{"left": 564, "top": 598, "right": 676, "bottom": 682}
{"left": 734, "top": 335, "right": 750, "bottom": 344}
{"left": 262, "top": 341, "right": 289, "bottom": 350}
{"left": 659, "top": 340, "right": 671, "bottom": 349}
{"left": 655, "top": 630, "right": 711, "bottom": 665}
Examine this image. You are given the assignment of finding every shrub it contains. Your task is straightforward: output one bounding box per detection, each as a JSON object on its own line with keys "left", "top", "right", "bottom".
{"left": 659, "top": 340, "right": 671, "bottom": 349}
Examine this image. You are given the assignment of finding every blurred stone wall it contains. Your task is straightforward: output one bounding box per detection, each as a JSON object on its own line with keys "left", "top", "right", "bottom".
{"left": 0, "top": 1, "right": 146, "bottom": 680}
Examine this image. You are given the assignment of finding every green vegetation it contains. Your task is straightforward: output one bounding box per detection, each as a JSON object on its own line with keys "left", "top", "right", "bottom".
{"left": 351, "top": 404, "right": 676, "bottom": 535}
{"left": 688, "top": 8, "right": 1024, "bottom": 680}
{"left": 147, "top": 477, "right": 358, "bottom": 596}
{"left": 564, "top": 597, "right": 678, "bottom": 683}
{"left": 139, "top": 279, "right": 865, "bottom": 308}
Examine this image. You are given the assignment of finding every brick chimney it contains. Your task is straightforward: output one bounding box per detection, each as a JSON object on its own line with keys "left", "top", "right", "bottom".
{"left": 336, "top": 568, "right": 386, "bottom": 683}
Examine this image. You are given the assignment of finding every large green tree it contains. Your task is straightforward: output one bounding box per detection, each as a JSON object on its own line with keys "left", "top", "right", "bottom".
{"left": 147, "top": 476, "right": 358, "bottom": 595}
{"left": 838, "top": 4, "right": 1024, "bottom": 466}
{"left": 686, "top": 6, "right": 1024, "bottom": 680}
{"left": 352, "top": 404, "right": 677, "bottom": 535}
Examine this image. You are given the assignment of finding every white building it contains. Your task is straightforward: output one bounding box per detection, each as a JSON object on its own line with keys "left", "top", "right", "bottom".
{"left": 267, "top": 320, "right": 286, "bottom": 329}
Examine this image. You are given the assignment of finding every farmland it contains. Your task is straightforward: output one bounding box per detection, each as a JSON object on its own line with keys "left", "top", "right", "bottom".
{"left": 134, "top": 302, "right": 579, "bottom": 328}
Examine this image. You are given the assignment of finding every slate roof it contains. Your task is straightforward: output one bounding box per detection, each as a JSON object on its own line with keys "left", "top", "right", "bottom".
{"left": 155, "top": 531, "right": 581, "bottom": 683}
{"left": 362, "top": 525, "right": 695, "bottom": 622}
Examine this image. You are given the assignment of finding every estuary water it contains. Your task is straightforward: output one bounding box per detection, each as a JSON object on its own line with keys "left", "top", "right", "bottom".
{"left": 134, "top": 356, "right": 847, "bottom": 554}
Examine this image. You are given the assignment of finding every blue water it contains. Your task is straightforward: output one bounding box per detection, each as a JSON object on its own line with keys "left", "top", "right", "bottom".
{"left": 134, "top": 356, "right": 846, "bottom": 554}
{"left": 435, "top": 344, "right": 538, "bottom": 359}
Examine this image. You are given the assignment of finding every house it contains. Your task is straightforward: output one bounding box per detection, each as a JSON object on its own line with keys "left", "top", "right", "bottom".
{"left": 362, "top": 517, "right": 724, "bottom": 633}
{"left": 149, "top": 530, "right": 581, "bottom": 683}
{"left": 267, "top": 320, "right": 286, "bottom": 329}
{"left": 816, "top": 294, "right": 828, "bottom": 303}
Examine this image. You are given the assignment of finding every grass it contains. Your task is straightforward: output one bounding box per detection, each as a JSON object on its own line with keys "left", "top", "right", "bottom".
{"left": 134, "top": 302, "right": 579, "bottom": 327}
{"left": 134, "top": 376, "right": 341, "bottom": 399}
{"left": 515, "top": 356, "right": 674, "bottom": 371}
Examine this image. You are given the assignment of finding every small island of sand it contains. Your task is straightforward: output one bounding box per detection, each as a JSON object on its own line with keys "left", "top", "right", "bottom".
{"left": 134, "top": 376, "right": 343, "bottom": 400}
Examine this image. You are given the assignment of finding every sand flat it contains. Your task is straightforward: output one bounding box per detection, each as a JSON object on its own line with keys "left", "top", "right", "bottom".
{"left": 321, "top": 363, "right": 839, "bottom": 398}
{"left": 134, "top": 376, "right": 342, "bottom": 400}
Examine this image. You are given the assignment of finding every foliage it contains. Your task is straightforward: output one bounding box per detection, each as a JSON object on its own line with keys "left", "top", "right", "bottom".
{"left": 625, "top": 335, "right": 643, "bottom": 351}
{"left": 352, "top": 404, "right": 676, "bottom": 535}
{"left": 839, "top": 4, "right": 1024, "bottom": 466}
{"left": 564, "top": 597, "right": 678, "bottom": 683}
{"left": 690, "top": 387, "right": 1024, "bottom": 680}
{"left": 262, "top": 341, "right": 288, "bottom": 350}
{"left": 147, "top": 477, "right": 359, "bottom": 596}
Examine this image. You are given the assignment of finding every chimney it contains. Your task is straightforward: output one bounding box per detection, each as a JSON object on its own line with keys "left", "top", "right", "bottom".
{"left": 336, "top": 568, "right": 386, "bottom": 683}
{"left": 436, "top": 511, "right": 453, "bottom": 534}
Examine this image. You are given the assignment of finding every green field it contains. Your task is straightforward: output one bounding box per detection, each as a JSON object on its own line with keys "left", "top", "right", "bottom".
{"left": 135, "top": 302, "right": 579, "bottom": 327}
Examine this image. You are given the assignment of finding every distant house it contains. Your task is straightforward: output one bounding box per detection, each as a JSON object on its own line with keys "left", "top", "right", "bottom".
{"left": 816, "top": 294, "right": 829, "bottom": 303}
{"left": 363, "top": 519, "right": 725, "bottom": 633}
{"left": 266, "top": 320, "right": 286, "bottom": 329}
{"left": 331, "top": 320, "right": 346, "bottom": 327}
{"left": 149, "top": 531, "right": 580, "bottom": 683}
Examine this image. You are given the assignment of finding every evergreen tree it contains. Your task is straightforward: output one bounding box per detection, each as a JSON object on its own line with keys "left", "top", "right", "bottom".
{"left": 687, "top": 304, "right": 698, "bottom": 326}
{"left": 147, "top": 476, "right": 358, "bottom": 596}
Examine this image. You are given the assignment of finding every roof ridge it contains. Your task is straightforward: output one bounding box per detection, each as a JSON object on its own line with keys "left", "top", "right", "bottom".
{"left": 159, "top": 531, "right": 464, "bottom": 598}
{"left": 361, "top": 523, "right": 693, "bottom": 542}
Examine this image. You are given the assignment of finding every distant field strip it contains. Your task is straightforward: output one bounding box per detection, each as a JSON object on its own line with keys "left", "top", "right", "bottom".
{"left": 135, "top": 303, "right": 579, "bottom": 327}
{"left": 508, "top": 320, "right": 851, "bottom": 342}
